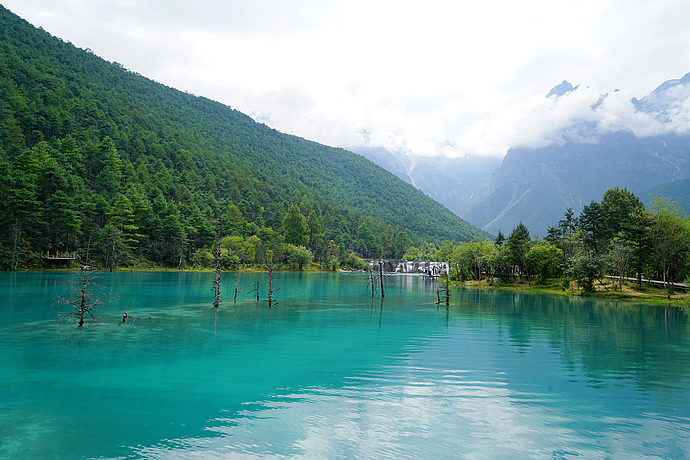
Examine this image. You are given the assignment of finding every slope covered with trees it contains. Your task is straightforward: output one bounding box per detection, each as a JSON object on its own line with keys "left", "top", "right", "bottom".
{"left": 0, "top": 6, "right": 488, "bottom": 270}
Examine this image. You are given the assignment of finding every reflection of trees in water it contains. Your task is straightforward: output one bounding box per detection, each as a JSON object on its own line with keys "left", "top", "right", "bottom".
{"left": 453, "top": 288, "right": 690, "bottom": 393}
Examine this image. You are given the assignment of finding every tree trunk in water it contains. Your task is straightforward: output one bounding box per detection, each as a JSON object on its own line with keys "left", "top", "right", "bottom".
{"left": 233, "top": 272, "right": 239, "bottom": 304}
{"left": 268, "top": 262, "right": 275, "bottom": 307}
{"left": 78, "top": 280, "right": 86, "bottom": 327}
{"left": 369, "top": 266, "right": 375, "bottom": 297}
{"left": 379, "top": 261, "right": 385, "bottom": 298}
{"left": 213, "top": 269, "right": 220, "bottom": 308}
{"left": 213, "top": 216, "right": 222, "bottom": 308}
{"left": 265, "top": 249, "right": 276, "bottom": 307}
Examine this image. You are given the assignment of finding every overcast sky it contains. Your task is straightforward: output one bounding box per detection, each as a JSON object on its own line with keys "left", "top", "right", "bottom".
{"left": 4, "top": 0, "right": 690, "bottom": 158}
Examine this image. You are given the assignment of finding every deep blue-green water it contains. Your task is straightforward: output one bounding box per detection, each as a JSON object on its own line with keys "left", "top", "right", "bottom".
{"left": 1, "top": 271, "right": 690, "bottom": 459}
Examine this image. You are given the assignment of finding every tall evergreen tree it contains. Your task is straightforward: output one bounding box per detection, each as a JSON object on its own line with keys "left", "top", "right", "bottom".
{"left": 507, "top": 222, "right": 531, "bottom": 282}
{"left": 282, "top": 205, "right": 307, "bottom": 246}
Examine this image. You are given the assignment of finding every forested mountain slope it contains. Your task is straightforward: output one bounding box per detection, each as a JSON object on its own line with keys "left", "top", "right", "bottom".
{"left": 0, "top": 6, "right": 488, "bottom": 269}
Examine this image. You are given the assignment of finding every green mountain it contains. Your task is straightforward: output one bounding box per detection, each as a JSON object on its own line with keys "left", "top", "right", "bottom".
{"left": 0, "top": 6, "right": 488, "bottom": 269}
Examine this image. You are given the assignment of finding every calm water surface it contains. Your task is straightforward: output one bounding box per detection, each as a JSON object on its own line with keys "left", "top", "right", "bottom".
{"left": 1, "top": 271, "right": 690, "bottom": 459}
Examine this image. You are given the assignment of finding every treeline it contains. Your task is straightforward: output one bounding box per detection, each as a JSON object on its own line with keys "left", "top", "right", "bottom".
{"left": 0, "top": 130, "right": 413, "bottom": 271}
{"left": 440, "top": 187, "right": 690, "bottom": 292}
{"left": 0, "top": 6, "right": 487, "bottom": 271}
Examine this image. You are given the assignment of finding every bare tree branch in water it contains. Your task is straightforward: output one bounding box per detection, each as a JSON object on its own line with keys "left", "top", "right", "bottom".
{"left": 119, "top": 311, "right": 150, "bottom": 327}
{"left": 55, "top": 268, "right": 112, "bottom": 327}
{"left": 248, "top": 281, "right": 260, "bottom": 301}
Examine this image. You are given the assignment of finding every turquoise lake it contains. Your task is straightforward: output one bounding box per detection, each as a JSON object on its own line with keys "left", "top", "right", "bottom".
{"left": 1, "top": 271, "right": 690, "bottom": 459}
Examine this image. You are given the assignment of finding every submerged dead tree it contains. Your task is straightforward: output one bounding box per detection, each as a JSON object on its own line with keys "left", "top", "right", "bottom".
{"left": 213, "top": 214, "right": 223, "bottom": 308}
{"left": 367, "top": 260, "right": 389, "bottom": 297}
{"left": 56, "top": 268, "right": 112, "bottom": 327}
{"left": 437, "top": 273, "right": 450, "bottom": 307}
{"left": 378, "top": 260, "right": 386, "bottom": 298}
{"left": 233, "top": 272, "right": 242, "bottom": 305}
{"left": 367, "top": 264, "right": 377, "bottom": 297}
{"left": 267, "top": 250, "right": 279, "bottom": 307}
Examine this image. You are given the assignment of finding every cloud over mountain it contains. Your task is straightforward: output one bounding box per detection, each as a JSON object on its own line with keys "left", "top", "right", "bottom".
{"left": 443, "top": 73, "right": 690, "bottom": 158}
{"left": 306, "top": 73, "right": 690, "bottom": 160}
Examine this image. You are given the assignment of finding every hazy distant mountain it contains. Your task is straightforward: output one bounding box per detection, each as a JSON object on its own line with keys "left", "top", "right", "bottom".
{"left": 349, "top": 147, "right": 501, "bottom": 218}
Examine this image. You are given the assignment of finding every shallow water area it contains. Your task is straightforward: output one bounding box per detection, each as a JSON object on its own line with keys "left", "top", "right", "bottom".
{"left": 1, "top": 271, "right": 690, "bottom": 459}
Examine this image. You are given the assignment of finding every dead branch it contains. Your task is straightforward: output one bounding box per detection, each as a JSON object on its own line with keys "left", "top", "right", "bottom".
{"left": 55, "top": 269, "right": 113, "bottom": 327}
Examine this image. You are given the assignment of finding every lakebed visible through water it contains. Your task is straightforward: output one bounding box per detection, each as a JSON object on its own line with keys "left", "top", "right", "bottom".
{"left": 1, "top": 271, "right": 690, "bottom": 459}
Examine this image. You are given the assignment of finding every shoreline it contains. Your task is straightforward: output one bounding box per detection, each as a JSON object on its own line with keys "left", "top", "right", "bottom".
{"left": 6, "top": 268, "right": 688, "bottom": 307}
{"left": 454, "top": 278, "right": 690, "bottom": 307}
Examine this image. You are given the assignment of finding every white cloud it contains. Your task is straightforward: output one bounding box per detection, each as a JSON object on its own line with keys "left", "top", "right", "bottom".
{"left": 4, "top": 0, "right": 690, "bottom": 158}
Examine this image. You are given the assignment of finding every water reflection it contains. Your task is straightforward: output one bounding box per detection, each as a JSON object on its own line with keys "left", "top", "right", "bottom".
{"left": 450, "top": 287, "right": 690, "bottom": 400}
{"left": 132, "top": 331, "right": 690, "bottom": 459}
